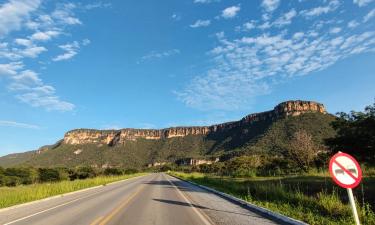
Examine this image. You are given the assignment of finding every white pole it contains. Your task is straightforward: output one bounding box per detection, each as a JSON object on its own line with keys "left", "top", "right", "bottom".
{"left": 347, "top": 188, "right": 360, "bottom": 225}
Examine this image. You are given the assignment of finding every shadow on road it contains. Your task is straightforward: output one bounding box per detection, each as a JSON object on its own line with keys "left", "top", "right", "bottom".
{"left": 152, "top": 198, "right": 264, "bottom": 218}
{"left": 143, "top": 180, "right": 205, "bottom": 193}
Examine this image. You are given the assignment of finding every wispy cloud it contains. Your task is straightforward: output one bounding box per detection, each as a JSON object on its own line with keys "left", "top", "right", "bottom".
{"left": 52, "top": 41, "right": 80, "bottom": 61}
{"left": 193, "top": 0, "right": 219, "bottom": 3}
{"left": 0, "top": 120, "right": 40, "bottom": 129}
{"left": 273, "top": 9, "right": 297, "bottom": 27}
{"left": 363, "top": 9, "right": 375, "bottom": 22}
{"left": 348, "top": 20, "right": 359, "bottom": 28}
{"left": 171, "top": 13, "right": 181, "bottom": 21}
{"left": 0, "top": 1, "right": 87, "bottom": 111}
{"left": 177, "top": 26, "right": 375, "bottom": 110}
{"left": 52, "top": 3, "right": 82, "bottom": 25}
{"left": 31, "top": 30, "right": 60, "bottom": 41}
{"left": 300, "top": 0, "right": 340, "bottom": 18}
{"left": 0, "top": 0, "right": 41, "bottom": 37}
{"left": 83, "top": 2, "right": 112, "bottom": 10}
{"left": 221, "top": 5, "right": 240, "bottom": 19}
{"left": 2, "top": 64, "right": 76, "bottom": 111}
{"left": 261, "top": 0, "right": 280, "bottom": 13}
{"left": 139, "top": 49, "right": 180, "bottom": 63}
{"left": 353, "top": 0, "right": 374, "bottom": 7}
{"left": 190, "top": 19, "right": 211, "bottom": 28}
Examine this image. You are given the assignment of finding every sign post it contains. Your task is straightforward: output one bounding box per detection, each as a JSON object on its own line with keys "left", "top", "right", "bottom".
{"left": 329, "top": 152, "right": 362, "bottom": 225}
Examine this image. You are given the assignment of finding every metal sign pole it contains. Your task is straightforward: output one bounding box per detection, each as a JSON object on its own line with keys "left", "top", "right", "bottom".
{"left": 347, "top": 188, "right": 360, "bottom": 225}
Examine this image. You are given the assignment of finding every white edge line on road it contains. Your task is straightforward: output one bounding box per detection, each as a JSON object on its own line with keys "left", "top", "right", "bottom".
{"left": 169, "top": 174, "right": 308, "bottom": 225}
{"left": 165, "top": 174, "right": 213, "bottom": 225}
{"left": 0, "top": 174, "right": 149, "bottom": 213}
{"left": 4, "top": 191, "right": 101, "bottom": 225}
{"left": 1, "top": 174, "right": 149, "bottom": 225}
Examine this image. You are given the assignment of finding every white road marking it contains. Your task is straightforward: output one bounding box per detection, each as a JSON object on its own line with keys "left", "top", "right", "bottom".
{"left": 4, "top": 190, "right": 104, "bottom": 225}
{"left": 3, "top": 175, "right": 148, "bottom": 225}
{"left": 165, "top": 174, "right": 213, "bottom": 225}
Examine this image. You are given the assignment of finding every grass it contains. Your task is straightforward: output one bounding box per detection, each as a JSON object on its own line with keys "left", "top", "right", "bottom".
{"left": 0, "top": 173, "right": 147, "bottom": 209}
{"left": 169, "top": 172, "right": 375, "bottom": 225}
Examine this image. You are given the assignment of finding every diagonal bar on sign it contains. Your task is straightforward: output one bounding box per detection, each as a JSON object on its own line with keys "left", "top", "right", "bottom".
{"left": 333, "top": 159, "right": 358, "bottom": 181}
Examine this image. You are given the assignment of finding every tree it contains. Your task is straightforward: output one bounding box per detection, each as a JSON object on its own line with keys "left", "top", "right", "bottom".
{"left": 38, "top": 168, "right": 61, "bottom": 182}
{"left": 326, "top": 101, "right": 375, "bottom": 163}
{"left": 287, "top": 130, "right": 319, "bottom": 172}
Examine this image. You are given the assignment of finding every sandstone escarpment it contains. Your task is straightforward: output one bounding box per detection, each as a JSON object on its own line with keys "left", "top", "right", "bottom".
{"left": 63, "top": 100, "right": 326, "bottom": 145}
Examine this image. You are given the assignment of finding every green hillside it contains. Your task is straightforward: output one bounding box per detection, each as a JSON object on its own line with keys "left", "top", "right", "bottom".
{"left": 0, "top": 112, "right": 336, "bottom": 168}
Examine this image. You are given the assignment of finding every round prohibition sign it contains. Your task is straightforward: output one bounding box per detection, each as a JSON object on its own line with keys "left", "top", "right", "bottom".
{"left": 329, "top": 152, "right": 362, "bottom": 189}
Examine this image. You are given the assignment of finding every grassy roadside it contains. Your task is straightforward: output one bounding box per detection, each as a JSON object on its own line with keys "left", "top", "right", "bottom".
{"left": 0, "top": 173, "right": 147, "bottom": 209}
{"left": 169, "top": 172, "right": 375, "bottom": 225}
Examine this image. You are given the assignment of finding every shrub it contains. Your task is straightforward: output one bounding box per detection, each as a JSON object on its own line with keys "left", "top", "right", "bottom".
{"left": 124, "top": 168, "right": 138, "bottom": 174}
{"left": 5, "top": 176, "right": 21, "bottom": 186}
{"left": 75, "top": 167, "right": 97, "bottom": 179}
{"left": 38, "top": 168, "right": 61, "bottom": 182}
{"left": 4, "top": 167, "right": 37, "bottom": 185}
{"left": 104, "top": 168, "right": 123, "bottom": 176}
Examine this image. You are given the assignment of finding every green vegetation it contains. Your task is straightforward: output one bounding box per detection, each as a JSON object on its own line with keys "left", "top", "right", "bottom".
{"left": 0, "top": 173, "right": 146, "bottom": 209}
{"left": 0, "top": 166, "right": 139, "bottom": 187}
{"left": 0, "top": 112, "right": 335, "bottom": 170}
{"left": 326, "top": 101, "right": 375, "bottom": 163}
{"left": 170, "top": 172, "right": 375, "bottom": 225}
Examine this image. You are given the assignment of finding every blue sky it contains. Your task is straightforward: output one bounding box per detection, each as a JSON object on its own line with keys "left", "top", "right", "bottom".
{"left": 0, "top": 0, "right": 374, "bottom": 155}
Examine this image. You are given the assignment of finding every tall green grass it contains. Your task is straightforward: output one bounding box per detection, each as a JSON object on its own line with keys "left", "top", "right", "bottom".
{"left": 0, "top": 173, "right": 146, "bottom": 209}
{"left": 170, "top": 172, "right": 375, "bottom": 225}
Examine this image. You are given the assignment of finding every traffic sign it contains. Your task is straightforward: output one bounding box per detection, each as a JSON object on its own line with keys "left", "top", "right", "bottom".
{"left": 329, "top": 152, "right": 362, "bottom": 225}
{"left": 329, "top": 152, "right": 362, "bottom": 189}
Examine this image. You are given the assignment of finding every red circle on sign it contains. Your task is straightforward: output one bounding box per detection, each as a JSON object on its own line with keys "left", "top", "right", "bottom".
{"left": 329, "top": 152, "right": 362, "bottom": 189}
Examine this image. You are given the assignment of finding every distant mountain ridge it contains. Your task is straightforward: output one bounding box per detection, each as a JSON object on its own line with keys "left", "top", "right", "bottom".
{"left": 63, "top": 100, "right": 326, "bottom": 146}
{"left": 0, "top": 100, "right": 334, "bottom": 168}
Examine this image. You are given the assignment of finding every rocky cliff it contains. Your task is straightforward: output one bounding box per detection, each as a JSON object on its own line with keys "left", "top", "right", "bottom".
{"left": 63, "top": 100, "right": 326, "bottom": 145}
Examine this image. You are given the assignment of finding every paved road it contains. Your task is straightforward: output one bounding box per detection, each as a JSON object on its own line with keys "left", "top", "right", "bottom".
{"left": 0, "top": 173, "right": 284, "bottom": 225}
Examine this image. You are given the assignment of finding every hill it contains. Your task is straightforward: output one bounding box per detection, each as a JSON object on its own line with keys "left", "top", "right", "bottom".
{"left": 0, "top": 100, "right": 336, "bottom": 168}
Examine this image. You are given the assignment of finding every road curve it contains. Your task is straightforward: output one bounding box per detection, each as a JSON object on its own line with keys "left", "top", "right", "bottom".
{"left": 0, "top": 173, "right": 284, "bottom": 225}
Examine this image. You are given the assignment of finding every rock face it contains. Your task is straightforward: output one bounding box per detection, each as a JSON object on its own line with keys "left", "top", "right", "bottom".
{"left": 63, "top": 100, "right": 326, "bottom": 145}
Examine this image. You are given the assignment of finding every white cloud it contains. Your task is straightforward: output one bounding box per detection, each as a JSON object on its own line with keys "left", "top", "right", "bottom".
{"left": 236, "top": 21, "right": 256, "bottom": 32}
{"left": 261, "top": 0, "right": 280, "bottom": 13}
{"left": 177, "top": 28, "right": 375, "bottom": 110}
{"left": 348, "top": 20, "right": 360, "bottom": 28}
{"left": 12, "top": 70, "right": 42, "bottom": 85}
{"left": 14, "top": 38, "right": 32, "bottom": 47}
{"left": 84, "top": 2, "right": 112, "bottom": 10}
{"left": 221, "top": 5, "right": 240, "bottom": 19}
{"left": 273, "top": 9, "right": 297, "bottom": 27}
{"left": 31, "top": 30, "right": 60, "bottom": 41}
{"left": 0, "top": 0, "right": 41, "bottom": 37}
{"left": 293, "top": 32, "right": 304, "bottom": 40}
{"left": 171, "top": 13, "right": 181, "bottom": 21}
{"left": 52, "top": 41, "right": 80, "bottom": 61}
{"left": 330, "top": 27, "right": 342, "bottom": 34}
{"left": 18, "top": 45, "right": 47, "bottom": 58}
{"left": 190, "top": 19, "right": 211, "bottom": 28}
{"left": 300, "top": 0, "right": 340, "bottom": 18}
{"left": 0, "top": 62, "right": 23, "bottom": 76}
{"left": 363, "top": 9, "right": 375, "bottom": 22}
{"left": 0, "top": 1, "right": 87, "bottom": 112}
{"left": 243, "top": 21, "right": 256, "bottom": 30}
{"left": 0, "top": 120, "right": 40, "bottom": 129}
{"left": 194, "top": 0, "right": 219, "bottom": 3}
{"left": 16, "top": 92, "right": 75, "bottom": 111}
{"left": 140, "top": 49, "right": 180, "bottom": 62}
{"left": 3, "top": 66, "right": 76, "bottom": 111}
{"left": 353, "top": 0, "right": 374, "bottom": 7}
{"left": 258, "top": 22, "right": 272, "bottom": 30}
{"left": 52, "top": 3, "right": 82, "bottom": 25}
{"left": 82, "top": 38, "right": 91, "bottom": 46}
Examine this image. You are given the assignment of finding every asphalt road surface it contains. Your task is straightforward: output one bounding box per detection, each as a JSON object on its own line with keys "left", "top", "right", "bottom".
{"left": 0, "top": 173, "right": 285, "bottom": 225}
